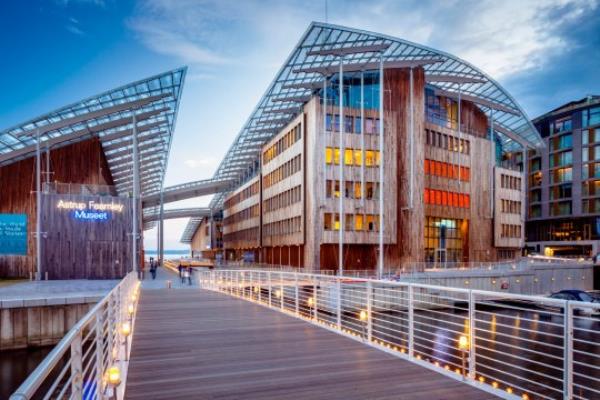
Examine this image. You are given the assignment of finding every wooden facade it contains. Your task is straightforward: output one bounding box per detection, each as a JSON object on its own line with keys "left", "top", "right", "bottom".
{"left": 0, "top": 137, "right": 140, "bottom": 279}
{"left": 217, "top": 66, "right": 524, "bottom": 271}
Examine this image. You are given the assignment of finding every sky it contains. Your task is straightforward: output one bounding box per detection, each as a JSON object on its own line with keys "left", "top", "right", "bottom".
{"left": 1, "top": 0, "right": 599, "bottom": 250}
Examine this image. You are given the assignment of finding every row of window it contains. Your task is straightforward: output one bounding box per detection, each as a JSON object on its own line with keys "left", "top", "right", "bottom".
{"left": 325, "top": 113, "right": 380, "bottom": 134}
{"left": 424, "top": 189, "right": 471, "bottom": 208}
{"left": 425, "top": 128, "right": 471, "bottom": 155}
{"left": 424, "top": 159, "right": 470, "bottom": 181}
{"left": 262, "top": 155, "right": 302, "bottom": 189}
{"left": 263, "top": 185, "right": 302, "bottom": 213}
{"left": 325, "top": 147, "right": 381, "bottom": 166}
{"left": 326, "top": 180, "right": 380, "bottom": 200}
{"left": 223, "top": 204, "right": 260, "bottom": 226}
{"left": 549, "top": 132, "right": 572, "bottom": 152}
{"left": 262, "top": 124, "right": 302, "bottom": 165}
{"left": 583, "top": 106, "right": 600, "bottom": 128}
{"left": 500, "top": 224, "right": 522, "bottom": 239}
{"left": 263, "top": 216, "right": 302, "bottom": 237}
{"left": 323, "top": 213, "right": 380, "bottom": 232}
{"left": 223, "top": 181, "right": 260, "bottom": 210}
{"left": 583, "top": 198, "right": 600, "bottom": 214}
{"left": 500, "top": 174, "right": 522, "bottom": 190}
{"left": 582, "top": 128, "right": 600, "bottom": 145}
{"left": 551, "top": 201, "right": 572, "bottom": 216}
{"left": 223, "top": 227, "right": 259, "bottom": 244}
{"left": 531, "top": 198, "right": 600, "bottom": 216}
{"left": 501, "top": 199, "right": 522, "bottom": 214}
{"left": 425, "top": 88, "right": 459, "bottom": 131}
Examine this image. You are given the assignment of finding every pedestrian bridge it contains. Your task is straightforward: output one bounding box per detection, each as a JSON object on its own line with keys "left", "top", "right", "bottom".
{"left": 141, "top": 177, "right": 234, "bottom": 208}
{"left": 10, "top": 268, "right": 600, "bottom": 400}
{"left": 141, "top": 207, "right": 212, "bottom": 223}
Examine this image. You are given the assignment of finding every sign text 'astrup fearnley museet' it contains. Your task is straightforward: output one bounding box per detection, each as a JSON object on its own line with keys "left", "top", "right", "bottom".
{"left": 56, "top": 199, "right": 125, "bottom": 221}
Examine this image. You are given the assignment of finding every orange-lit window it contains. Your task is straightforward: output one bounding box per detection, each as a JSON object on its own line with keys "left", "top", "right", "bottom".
{"left": 345, "top": 149, "right": 353, "bottom": 166}
{"left": 424, "top": 160, "right": 430, "bottom": 174}
{"left": 325, "top": 147, "right": 333, "bottom": 164}
{"left": 441, "top": 162, "right": 447, "bottom": 178}
{"left": 441, "top": 191, "right": 448, "bottom": 206}
{"left": 452, "top": 192, "right": 458, "bottom": 207}
{"left": 334, "top": 148, "right": 340, "bottom": 165}
{"left": 465, "top": 194, "right": 470, "bottom": 208}
{"left": 424, "top": 188, "right": 430, "bottom": 204}
{"left": 435, "top": 190, "right": 441, "bottom": 205}
{"left": 435, "top": 161, "right": 441, "bottom": 176}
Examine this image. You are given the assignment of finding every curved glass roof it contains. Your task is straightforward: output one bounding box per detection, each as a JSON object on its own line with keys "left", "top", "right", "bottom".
{"left": 205, "top": 22, "right": 541, "bottom": 210}
{"left": 0, "top": 67, "right": 187, "bottom": 199}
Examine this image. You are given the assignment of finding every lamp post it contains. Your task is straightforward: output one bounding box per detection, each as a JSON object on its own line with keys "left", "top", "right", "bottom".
{"left": 458, "top": 334, "right": 469, "bottom": 378}
{"left": 121, "top": 321, "right": 131, "bottom": 361}
{"left": 359, "top": 309, "right": 368, "bottom": 340}
{"left": 105, "top": 365, "right": 121, "bottom": 400}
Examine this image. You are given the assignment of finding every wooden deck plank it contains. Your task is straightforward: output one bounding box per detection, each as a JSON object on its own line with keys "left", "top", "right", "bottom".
{"left": 125, "top": 289, "right": 498, "bottom": 400}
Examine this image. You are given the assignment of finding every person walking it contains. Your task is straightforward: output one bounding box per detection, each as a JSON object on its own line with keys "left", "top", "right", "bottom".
{"left": 151, "top": 263, "right": 157, "bottom": 280}
{"left": 178, "top": 263, "right": 183, "bottom": 281}
{"left": 187, "top": 266, "right": 193, "bottom": 286}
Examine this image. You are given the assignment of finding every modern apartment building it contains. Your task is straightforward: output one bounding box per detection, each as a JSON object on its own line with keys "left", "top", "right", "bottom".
{"left": 183, "top": 23, "right": 542, "bottom": 272}
{"left": 526, "top": 95, "right": 600, "bottom": 257}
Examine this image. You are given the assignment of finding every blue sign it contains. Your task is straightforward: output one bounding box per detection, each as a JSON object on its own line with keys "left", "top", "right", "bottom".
{"left": 0, "top": 214, "right": 28, "bottom": 255}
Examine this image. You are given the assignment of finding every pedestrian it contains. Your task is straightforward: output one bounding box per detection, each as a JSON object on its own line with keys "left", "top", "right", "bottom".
{"left": 178, "top": 263, "right": 183, "bottom": 280}
{"left": 151, "top": 263, "right": 157, "bottom": 280}
{"left": 182, "top": 266, "right": 189, "bottom": 284}
{"left": 187, "top": 267, "right": 193, "bottom": 286}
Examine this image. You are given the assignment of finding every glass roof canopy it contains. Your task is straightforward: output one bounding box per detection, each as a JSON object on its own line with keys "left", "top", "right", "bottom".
{"left": 0, "top": 67, "right": 187, "bottom": 200}
{"left": 207, "top": 22, "right": 542, "bottom": 208}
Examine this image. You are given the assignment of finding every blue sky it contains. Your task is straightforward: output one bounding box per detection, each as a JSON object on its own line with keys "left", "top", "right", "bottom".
{"left": 1, "top": 0, "right": 599, "bottom": 250}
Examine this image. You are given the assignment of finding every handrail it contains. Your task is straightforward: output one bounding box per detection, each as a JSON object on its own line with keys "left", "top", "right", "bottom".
{"left": 199, "top": 269, "right": 600, "bottom": 400}
{"left": 10, "top": 272, "right": 140, "bottom": 400}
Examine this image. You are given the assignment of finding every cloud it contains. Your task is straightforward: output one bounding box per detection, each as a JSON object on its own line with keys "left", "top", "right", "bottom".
{"left": 66, "top": 24, "right": 84, "bottom": 36}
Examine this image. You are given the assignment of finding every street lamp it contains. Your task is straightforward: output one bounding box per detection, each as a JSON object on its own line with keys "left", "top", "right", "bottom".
{"left": 458, "top": 334, "right": 469, "bottom": 378}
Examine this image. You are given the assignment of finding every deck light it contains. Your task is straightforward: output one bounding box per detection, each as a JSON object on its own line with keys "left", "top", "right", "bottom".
{"left": 275, "top": 289, "right": 281, "bottom": 298}
{"left": 307, "top": 297, "right": 314, "bottom": 306}
{"left": 478, "top": 376, "right": 485, "bottom": 383}
{"left": 492, "top": 381, "right": 498, "bottom": 389}
{"left": 121, "top": 322, "right": 131, "bottom": 337}
{"left": 458, "top": 335, "right": 468, "bottom": 350}
{"left": 253, "top": 286, "right": 259, "bottom": 293}
{"left": 506, "top": 388, "right": 513, "bottom": 394}
{"left": 127, "top": 303, "right": 134, "bottom": 316}
{"left": 522, "top": 394, "right": 529, "bottom": 400}
{"left": 107, "top": 366, "right": 121, "bottom": 386}
{"left": 359, "top": 310, "right": 367, "bottom": 321}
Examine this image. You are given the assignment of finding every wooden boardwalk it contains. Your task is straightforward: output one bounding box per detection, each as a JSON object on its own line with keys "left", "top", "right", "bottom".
{"left": 125, "top": 289, "right": 498, "bottom": 400}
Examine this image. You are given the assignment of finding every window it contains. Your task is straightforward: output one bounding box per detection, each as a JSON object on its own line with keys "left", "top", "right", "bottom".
{"left": 354, "top": 117, "right": 362, "bottom": 134}
{"left": 549, "top": 133, "right": 572, "bottom": 151}
{"left": 529, "top": 205, "right": 541, "bottom": 218}
{"left": 354, "top": 214, "right": 363, "bottom": 231}
{"left": 344, "top": 149, "right": 353, "bottom": 166}
{"left": 582, "top": 145, "right": 600, "bottom": 162}
{"left": 549, "top": 150, "right": 572, "bottom": 168}
{"left": 582, "top": 198, "right": 600, "bottom": 214}
{"left": 583, "top": 106, "right": 600, "bottom": 128}
{"left": 353, "top": 150, "right": 362, "bottom": 166}
{"left": 262, "top": 124, "right": 301, "bottom": 165}
{"left": 550, "top": 167, "right": 572, "bottom": 184}
{"left": 530, "top": 157, "right": 541, "bottom": 172}
{"left": 582, "top": 128, "right": 600, "bottom": 145}
{"left": 550, "top": 201, "right": 572, "bottom": 216}
{"left": 583, "top": 163, "right": 600, "bottom": 180}
{"left": 424, "top": 217, "right": 465, "bottom": 263}
{"left": 582, "top": 180, "right": 600, "bottom": 196}
{"left": 325, "top": 147, "right": 333, "bottom": 164}
{"left": 365, "top": 150, "right": 376, "bottom": 166}
{"left": 529, "top": 189, "right": 541, "bottom": 203}
{"left": 424, "top": 189, "right": 470, "bottom": 208}
{"left": 549, "top": 183, "right": 572, "bottom": 200}
{"left": 550, "top": 116, "right": 572, "bottom": 134}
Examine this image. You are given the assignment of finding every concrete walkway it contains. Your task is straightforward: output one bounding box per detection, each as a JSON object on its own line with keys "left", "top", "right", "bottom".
{"left": 0, "top": 279, "right": 118, "bottom": 303}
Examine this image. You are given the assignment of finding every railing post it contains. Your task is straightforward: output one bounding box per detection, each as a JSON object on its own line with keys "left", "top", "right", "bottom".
{"left": 258, "top": 271, "right": 262, "bottom": 303}
{"left": 336, "top": 277, "right": 342, "bottom": 330}
{"left": 268, "top": 271, "right": 272, "bottom": 307}
{"left": 108, "top": 293, "right": 115, "bottom": 364}
{"left": 70, "top": 331, "right": 83, "bottom": 398}
{"left": 564, "top": 301, "right": 573, "bottom": 400}
{"left": 468, "top": 290, "right": 476, "bottom": 380}
{"left": 313, "top": 279, "right": 318, "bottom": 321}
{"left": 294, "top": 273, "right": 299, "bottom": 316}
{"left": 241, "top": 271, "right": 245, "bottom": 298}
{"left": 408, "top": 284, "right": 414, "bottom": 358}
{"left": 366, "top": 281, "right": 372, "bottom": 342}
{"left": 280, "top": 273, "right": 284, "bottom": 311}
{"left": 95, "top": 310, "right": 105, "bottom": 400}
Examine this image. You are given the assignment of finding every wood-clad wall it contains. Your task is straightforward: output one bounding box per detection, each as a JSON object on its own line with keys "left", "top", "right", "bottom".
{"left": 0, "top": 138, "right": 114, "bottom": 278}
{"left": 39, "top": 193, "right": 132, "bottom": 279}
{"left": 384, "top": 67, "right": 426, "bottom": 266}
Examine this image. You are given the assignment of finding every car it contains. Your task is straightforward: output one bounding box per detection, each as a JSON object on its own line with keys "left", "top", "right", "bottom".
{"left": 549, "top": 290, "right": 600, "bottom": 315}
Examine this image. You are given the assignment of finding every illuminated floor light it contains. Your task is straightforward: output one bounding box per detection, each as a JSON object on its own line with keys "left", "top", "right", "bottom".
{"left": 478, "top": 376, "right": 485, "bottom": 383}
{"left": 492, "top": 382, "right": 498, "bottom": 389}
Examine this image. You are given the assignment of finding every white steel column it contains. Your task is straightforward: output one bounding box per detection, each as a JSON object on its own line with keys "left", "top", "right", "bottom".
{"left": 323, "top": 76, "right": 328, "bottom": 199}
{"left": 360, "top": 71, "right": 365, "bottom": 206}
{"left": 378, "top": 53, "right": 385, "bottom": 279}
{"left": 457, "top": 86, "right": 462, "bottom": 185}
{"left": 409, "top": 67, "right": 414, "bottom": 209}
{"left": 35, "top": 129, "right": 42, "bottom": 280}
{"left": 490, "top": 108, "right": 495, "bottom": 217}
{"left": 159, "top": 189, "right": 164, "bottom": 265}
{"left": 131, "top": 113, "right": 139, "bottom": 275}
{"left": 45, "top": 142, "right": 50, "bottom": 193}
{"left": 338, "top": 61, "right": 344, "bottom": 275}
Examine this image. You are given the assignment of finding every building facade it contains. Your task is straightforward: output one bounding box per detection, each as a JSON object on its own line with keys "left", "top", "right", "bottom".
{"left": 183, "top": 23, "right": 541, "bottom": 272}
{"left": 526, "top": 96, "right": 600, "bottom": 257}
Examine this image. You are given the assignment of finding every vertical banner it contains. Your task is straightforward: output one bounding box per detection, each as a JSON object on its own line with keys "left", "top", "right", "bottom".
{"left": 0, "top": 214, "right": 28, "bottom": 255}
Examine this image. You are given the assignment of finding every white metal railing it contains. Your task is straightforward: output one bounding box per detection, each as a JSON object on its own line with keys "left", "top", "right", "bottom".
{"left": 10, "top": 272, "right": 140, "bottom": 400}
{"left": 198, "top": 270, "right": 600, "bottom": 400}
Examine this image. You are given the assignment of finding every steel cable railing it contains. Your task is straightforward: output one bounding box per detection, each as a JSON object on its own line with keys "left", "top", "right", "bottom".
{"left": 198, "top": 269, "right": 600, "bottom": 400}
{"left": 10, "top": 272, "right": 140, "bottom": 400}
